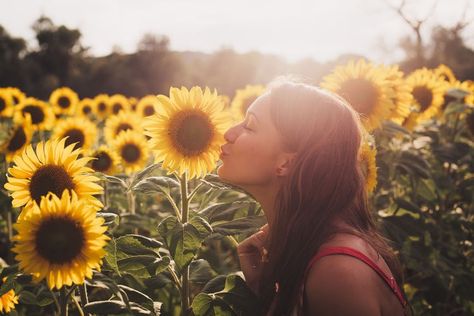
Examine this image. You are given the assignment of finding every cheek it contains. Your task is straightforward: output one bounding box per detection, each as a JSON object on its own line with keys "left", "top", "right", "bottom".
{"left": 217, "top": 136, "right": 277, "bottom": 185}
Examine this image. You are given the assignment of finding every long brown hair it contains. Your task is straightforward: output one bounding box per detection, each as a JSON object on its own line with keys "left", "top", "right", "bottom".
{"left": 257, "top": 79, "right": 406, "bottom": 315}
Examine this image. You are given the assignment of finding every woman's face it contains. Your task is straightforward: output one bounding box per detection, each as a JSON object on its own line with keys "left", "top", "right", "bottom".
{"left": 218, "top": 93, "right": 287, "bottom": 188}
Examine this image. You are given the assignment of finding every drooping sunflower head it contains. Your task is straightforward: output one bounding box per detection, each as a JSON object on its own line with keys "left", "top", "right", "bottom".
{"left": 0, "top": 88, "right": 14, "bottom": 117}
{"left": 49, "top": 87, "right": 79, "bottom": 116}
{"left": 406, "top": 68, "right": 445, "bottom": 122}
{"left": 104, "top": 111, "right": 142, "bottom": 144}
{"left": 0, "top": 115, "right": 33, "bottom": 162}
{"left": 87, "top": 145, "right": 121, "bottom": 175}
{"left": 52, "top": 117, "right": 98, "bottom": 151}
{"left": 12, "top": 190, "right": 109, "bottom": 290}
{"left": 112, "top": 129, "right": 150, "bottom": 174}
{"left": 14, "top": 97, "right": 55, "bottom": 131}
{"left": 434, "top": 64, "right": 457, "bottom": 84}
{"left": 6, "top": 87, "right": 26, "bottom": 106}
{"left": 144, "top": 86, "right": 232, "bottom": 179}
{"left": 230, "top": 85, "right": 266, "bottom": 122}
{"left": 76, "top": 98, "right": 96, "bottom": 118}
{"left": 4, "top": 137, "right": 103, "bottom": 212}
{"left": 136, "top": 95, "right": 160, "bottom": 117}
{"left": 358, "top": 142, "right": 377, "bottom": 194}
{"left": 321, "top": 59, "right": 396, "bottom": 131}
{"left": 93, "top": 94, "right": 110, "bottom": 120}
{"left": 0, "top": 277, "right": 19, "bottom": 314}
{"left": 109, "top": 94, "right": 130, "bottom": 115}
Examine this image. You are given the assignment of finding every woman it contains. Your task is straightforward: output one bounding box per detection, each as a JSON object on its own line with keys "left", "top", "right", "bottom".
{"left": 217, "top": 79, "right": 410, "bottom": 315}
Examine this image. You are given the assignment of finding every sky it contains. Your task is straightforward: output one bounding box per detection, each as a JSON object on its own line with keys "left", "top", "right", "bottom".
{"left": 1, "top": 0, "right": 473, "bottom": 63}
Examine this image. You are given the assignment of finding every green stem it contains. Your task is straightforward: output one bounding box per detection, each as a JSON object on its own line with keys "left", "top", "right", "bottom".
{"left": 79, "top": 284, "right": 90, "bottom": 316}
{"left": 59, "top": 287, "right": 69, "bottom": 316}
{"left": 71, "top": 295, "right": 85, "bottom": 316}
{"left": 102, "top": 179, "right": 108, "bottom": 209}
{"left": 180, "top": 172, "right": 190, "bottom": 316}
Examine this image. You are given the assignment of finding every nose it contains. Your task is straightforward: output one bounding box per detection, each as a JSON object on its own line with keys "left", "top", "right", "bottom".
{"left": 224, "top": 123, "right": 241, "bottom": 143}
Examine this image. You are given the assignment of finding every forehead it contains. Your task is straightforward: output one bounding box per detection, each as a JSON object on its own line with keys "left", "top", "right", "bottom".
{"left": 246, "top": 92, "right": 271, "bottom": 119}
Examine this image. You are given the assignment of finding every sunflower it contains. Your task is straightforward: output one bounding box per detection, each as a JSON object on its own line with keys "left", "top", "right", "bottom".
{"left": 321, "top": 59, "right": 396, "bottom": 131}
{"left": 0, "top": 88, "right": 14, "bottom": 117}
{"left": 93, "top": 94, "right": 110, "bottom": 120}
{"left": 87, "top": 145, "right": 121, "bottom": 175}
{"left": 230, "top": 85, "right": 266, "bottom": 122}
{"left": 12, "top": 190, "right": 109, "bottom": 290}
{"left": 0, "top": 116, "right": 33, "bottom": 162}
{"left": 6, "top": 87, "right": 26, "bottom": 107}
{"left": 112, "top": 130, "right": 149, "bottom": 174}
{"left": 434, "top": 64, "right": 456, "bottom": 84}
{"left": 4, "top": 138, "right": 103, "bottom": 213}
{"left": 0, "top": 278, "right": 19, "bottom": 314}
{"left": 104, "top": 111, "right": 142, "bottom": 144}
{"left": 49, "top": 87, "right": 79, "bottom": 116}
{"left": 136, "top": 95, "right": 160, "bottom": 117}
{"left": 378, "top": 65, "right": 412, "bottom": 125}
{"left": 76, "top": 98, "right": 96, "bottom": 118}
{"left": 129, "top": 97, "right": 138, "bottom": 112}
{"left": 14, "top": 97, "right": 55, "bottom": 131}
{"left": 109, "top": 94, "right": 130, "bottom": 115}
{"left": 401, "top": 112, "right": 420, "bottom": 132}
{"left": 359, "top": 142, "right": 377, "bottom": 194}
{"left": 52, "top": 117, "right": 98, "bottom": 151}
{"left": 144, "top": 86, "right": 232, "bottom": 179}
{"left": 405, "top": 68, "right": 445, "bottom": 122}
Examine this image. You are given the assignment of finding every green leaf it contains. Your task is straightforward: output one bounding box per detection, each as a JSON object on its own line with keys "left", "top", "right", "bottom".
{"left": 104, "top": 237, "right": 121, "bottom": 276}
{"left": 212, "top": 216, "right": 266, "bottom": 236}
{"left": 157, "top": 214, "right": 212, "bottom": 272}
{"left": 132, "top": 163, "right": 162, "bottom": 186}
{"left": 84, "top": 300, "right": 128, "bottom": 314}
{"left": 97, "top": 212, "right": 120, "bottom": 229}
{"left": 116, "top": 234, "right": 162, "bottom": 256}
{"left": 102, "top": 174, "right": 128, "bottom": 188}
{"left": 190, "top": 259, "right": 217, "bottom": 285}
{"left": 133, "top": 176, "right": 179, "bottom": 195}
{"left": 118, "top": 256, "right": 170, "bottom": 278}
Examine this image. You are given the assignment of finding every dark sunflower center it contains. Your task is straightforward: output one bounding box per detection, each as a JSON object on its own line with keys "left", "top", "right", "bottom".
{"left": 12, "top": 95, "right": 20, "bottom": 105}
{"left": 35, "top": 216, "right": 85, "bottom": 264}
{"left": 22, "top": 105, "right": 45, "bottom": 124}
{"left": 412, "top": 86, "right": 433, "bottom": 112}
{"left": 241, "top": 96, "right": 258, "bottom": 116}
{"left": 112, "top": 103, "right": 122, "bottom": 114}
{"left": 7, "top": 127, "right": 27, "bottom": 152}
{"left": 121, "top": 143, "right": 141, "bottom": 163}
{"left": 58, "top": 96, "right": 70, "bottom": 109}
{"left": 0, "top": 97, "right": 5, "bottom": 112}
{"left": 82, "top": 105, "right": 92, "bottom": 114}
{"left": 97, "top": 102, "right": 107, "bottom": 113}
{"left": 143, "top": 105, "right": 155, "bottom": 116}
{"left": 169, "top": 110, "right": 214, "bottom": 156}
{"left": 63, "top": 128, "right": 85, "bottom": 150}
{"left": 339, "top": 79, "right": 379, "bottom": 116}
{"left": 116, "top": 123, "right": 133, "bottom": 135}
{"left": 91, "top": 151, "right": 112, "bottom": 172}
{"left": 29, "top": 165, "right": 75, "bottom": 205}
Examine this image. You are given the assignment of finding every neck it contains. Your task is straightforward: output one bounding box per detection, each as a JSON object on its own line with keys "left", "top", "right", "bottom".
{"left": 244, "top": 180, "right": 280, "bottom": 227}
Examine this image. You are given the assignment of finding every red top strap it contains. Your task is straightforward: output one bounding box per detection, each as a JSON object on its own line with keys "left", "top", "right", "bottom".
{"left": 304, "top": 246, "right": 407, "bottom": 308}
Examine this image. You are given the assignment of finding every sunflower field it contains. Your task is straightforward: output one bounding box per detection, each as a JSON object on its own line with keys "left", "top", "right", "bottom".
{"left": 0, "top": 61, "right": 473, "bottom": 316}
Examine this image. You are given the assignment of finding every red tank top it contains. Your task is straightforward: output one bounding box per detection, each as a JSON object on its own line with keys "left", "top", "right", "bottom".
{"left": 303, "top": 246, "right": 408, "bottom": 310}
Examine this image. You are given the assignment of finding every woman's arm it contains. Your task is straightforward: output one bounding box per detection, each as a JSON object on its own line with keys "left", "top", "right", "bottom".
{"left": 304, "top": 255, "right": 381, "bottom": 316}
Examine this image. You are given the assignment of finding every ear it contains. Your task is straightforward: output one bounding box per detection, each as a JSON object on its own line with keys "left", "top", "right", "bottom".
{"left": 275, "top": 152, "right": 296, "bottom": 177}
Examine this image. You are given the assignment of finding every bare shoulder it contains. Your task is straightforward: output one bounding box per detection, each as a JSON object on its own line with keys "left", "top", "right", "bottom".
{"left": 304, "top": 254, "right": 382, "bottom": 316}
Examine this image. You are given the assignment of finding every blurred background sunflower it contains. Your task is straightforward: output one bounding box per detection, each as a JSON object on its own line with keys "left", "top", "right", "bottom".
{"left": 321, "top": 59, "right": 396, "bottom": 132}
{"left": 14, "top": 97, "right": 55, "bottom": 131}
{"left": 136, "top": 95, "right": 160, "bottom": 118}
{"left": 0, "top": 116, "right": 33, "bottom": 162}
{"left": 0, "top": 278, "right": 18, "bottom": 314}
{"left": 12, "top": 190, "right": 109, "bottom": 290}
{"left": 230, "top": 84, "right": 265, "bottom": 122}
{"left": 359, "top": 142, "right": 377, "bottom": 194}
{"left": 104, "top": 110, "right": 143, "bottom": 144}
{"left": 112, "top": 129, "right": 149, "bottom": 174}
{"left": 87, "top": 145, "right": 121, "bottom": 175}
{"left": 109, "top": 93, "right": 131, "bottom": 115}
{"left": 0, "top": 88, "right": 14, "bottom": 117}
{"left": 49, "top": 87, "right": 79, "bottom": 116}
{"left": 52, "top": 116, "right": 98, "bottom": 151}
{"left": 93, "top": 94, "right": 110, "bottom": 120}
{"left": 144, "top": 86, "right": 232, "bottom": 179}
